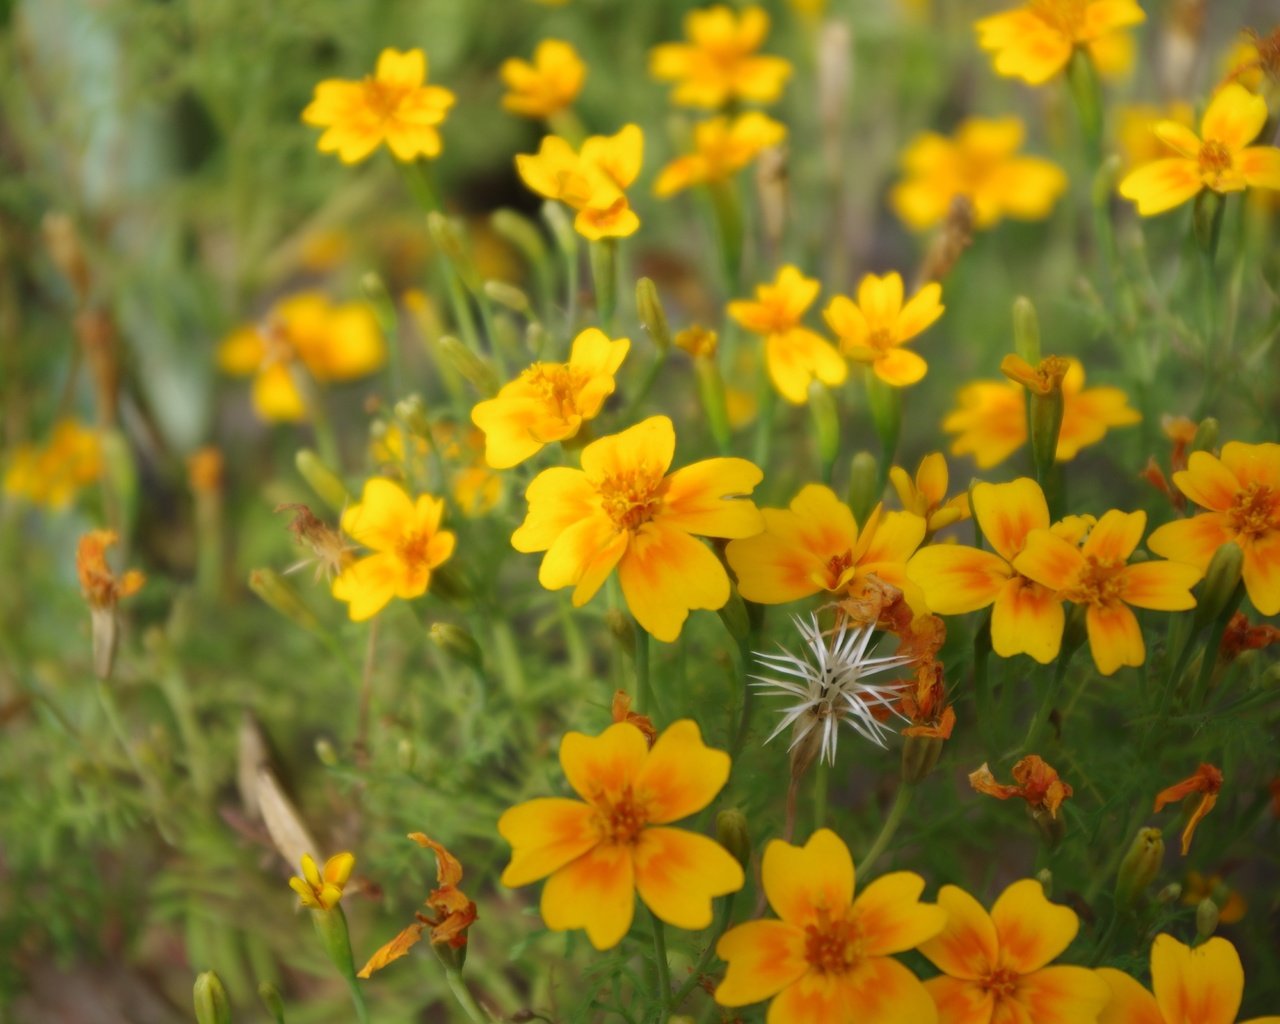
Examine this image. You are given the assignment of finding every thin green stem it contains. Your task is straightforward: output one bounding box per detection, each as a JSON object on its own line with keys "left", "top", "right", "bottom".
{"left": 860, "top": 784, "right": 915, "bottom": 876}
{"left": 650, "top": 908, "right": 672, "bottom": 1009}
{"left": 444, "top": 969, "right": 489, "bottom": 1024}
{"left": 345, "top": 977, "right": 370, "bottom": 1024}
{"left": 812, "top": 758, "right": 829, "bottom": 831}
{"left": 669, "top": 893, "right": 736, "bottom": 1012}
{"left": 1019, "top": 642, "right": 1076, "bottom": 754}
{"left": 634, "top": 621, "right": 652, "bottom": 713}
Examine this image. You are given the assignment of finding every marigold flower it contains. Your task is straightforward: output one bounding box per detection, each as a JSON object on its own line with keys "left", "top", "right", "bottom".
{"left": 891, "top": 118, "right": 1067, "bottom": 231}
{"left": 943, "top": 358, "right": 1140, "bottom": 468}
{"left": 674, "top": 324, "right": 718, "bottom": 359}
{"left": 728, "top": 265, "right": 847, "bottom": 404}
{"left": 970, "top": 755, "right": 1073, "bottom": 818}
{"left": 823, "top": 273, "right": 943, "bottom": 387}
{"left": 1118, "top": 83, "right": 1280, "bottom": 216}
{"left": 726, "top": 484, "right": 927, "bottom": 611}
{"left": 500, "top": 39, "right": 585, "bottom": 120}
{"left": 649, "top": 4, "right": 792, "bottom": 110}
{"left": 975, "top": 0, "right": 1145, "bottom": 85}
{"left": 3, "top": 419, "right": 103, "bottom": 509}
{"left": 1116, "top": 102, "right": 1196, "bottom": 171}
{"left": 302, "top": 48, "right": 455, "bottom": 164}
{"left": 890, "top": 453, "right": 970, "bottom": 536}
{"left": 1097, "top": 933, "right": 1278, "bottom": 1024}
{"left": 715, "top": 829, "right": 944, "bottom": 1022}
{"left": 511, "top": 416, "right": 762, "bottom": 642}
{"left": 516, "top": 125, "right": 644, "bottom": 240}
{"left": 217, "top": 293, "right": 385, "bottom": 423}
{"left": 331, "top": 478, "right": 456, "bottom": 621}
{"left": 1154, "top": 763, "right": 1223, "bottom": 856}
{"left": 77, "top": 530, "right": 145, "bottom": 610}
{"left": 1146, "top": 442, "right": 1280, "bottom": 616}
{"left": 470, "top": 328, "right": 629, "bottom": 468}
{"left": 919, "top": 878, "right": 1109, "bottom": 1024}
{"left": 653, "top": 113, "right": 787, "bottom": 198}
{"left": 290, "top": 852, "right": 355, "bottom": 911}
{"left": 498, "top": 719, "right": 744, "bottom": 950}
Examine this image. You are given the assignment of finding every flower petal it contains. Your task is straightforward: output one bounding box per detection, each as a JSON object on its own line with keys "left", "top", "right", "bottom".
{"left": 852, "top": 871, "right": 946, "bottom": 955}
{"left": 1082, "top": 509, "right": 1146, "bottom": 562}
{"left": 512, "top": 468, "right": 600, "bottom": 553}
{"left": 1119, "top": 158, "right": 1203, "bottom": 216}
{"left": 926, "top": 976, "right": 994, "bottom": 1024}
{"left": 842, "top": 956, "right": 940, "bottom": 1024}
{"left": 1173, "top": 451, "right": 1242, "bottom": 512}
{"left": 874, "top": 347, "right": 929, "bottom": 387}
{"left": 990, "top": 879, "right": 1078, "bottom": 974}
{"left": 1237, "top": 146, "right": 1280, "bottom": 190}
{"left": 581, "top": 415, "right": 676, "bottom": 482}
{"left": 858, "top": 272, "right": 905, "bottom": 327}
{"left": 1097, "top": 967, "right": 1165, "bottom": 1024}
{"left": 1014, "top": 965, "right": 1111, "bottom": 1024}
{"left": 1147, "top": 513, "right": 1233, "bottom": 570}
{"left": 918, "top": 884, "right": 999, "bottom": 981}
{"left": 861, "top": 509, "right": 928, "bottom": 565}
{"left": 559, "top": 721, "right": 649, "bottom": 806}
{"left": 661, "top": 458, "right": 764, "bottom": 538}
{"left": 896, "top": 282, "right": 945, "bottom": 341}
{"left": 973, "top": 478, "right": 1050, "bottom": 563}
{"left": 617, "top": 523, "right": 731, "bottom": 641}
{"left": 991, "top": 577, "right": 1064, "bottom": 664}
{"left": 715, "top": 920, "right": 809, "bottom": 1007}
{"left": 1013, "top": 529, "right": 1085, "bottom": 592}
{"left": 907, "top": 545, "right": 1010, "bottom": 614}
{"left": 498, "top": 798, "right": 599, "bottom": 886}
{"left": 1120, "top": 561, "right": 1202, "bottom": 611}
{"left": 1219, "top": 440, "right": 1280, "bottom": 491}
{"left": 1151, "top": 934, "right": 1243, "bottom": 1024}
{"left": 1200, "top": 82, "right": 1268, "bottom": 150}
{"left": 540, "top": 842, "right": 635, "bottom": 950}
{"left": 634, "top": 826, "right": 744, "bottom": 930}
{"left": 635, "top": 719, "right": 730, "bottom": 824}
{"left": 1242, "top": 530, "right": 1280, "bottom": 616}
{"left": 762, "top": 828, "right": 853, "bottom": 928}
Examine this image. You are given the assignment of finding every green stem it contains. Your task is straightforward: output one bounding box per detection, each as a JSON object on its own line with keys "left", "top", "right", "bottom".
{"left": 345, "top": 976, "right": 370, "bottom": 1024}
{"left": 752, "top": 370, "right": 778, "bottom": 470}
{"left": 444, "top": 969, "right": 489, "bottom": 1024}
{"left": 669, "top": 893, "right": 736, "bottom": 1012}
{"left": 812, "top": 758, "right": 829, "bottom": 830}
{"left": 650, "top": 909, "right": 672, "bottom": 1009}
{"left": 589, "top": 239, "right": 618, "bottom": 331}
{"left": 96, "top": 679, "right": 175, "bottom": 842}
{"left": 1019, "top": 645, "right": 1075, "bottom": 754}
{"left": 708, "top": 180, "right": 744, "bottom": 296}
{"left": 634, "top": 621, "right": 652, "bottom": 713}
{"left": 860, "top": 784, "right": 915, "bottom": 875}
{"left": 399, "top": 157, "right": 442, "bottom": 214}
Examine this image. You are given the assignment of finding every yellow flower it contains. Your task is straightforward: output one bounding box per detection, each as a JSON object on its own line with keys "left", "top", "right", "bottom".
{"left": 654, "top": 113, "right": 787, "bottom": 198}
{"left": 511, "top": 416, "right": 763, "bottom": 642}
{"left": 289, "top": 852, "right": 355, "bottom": 910}
{"left": 217, "top": 293, "right": 385, "bottom": 423}
{"left": 891, "top": 118, "right": 1067, "bottom": 231}
{"left": 372, "top": 422, "right": 502, "bottom": 518}
{"left": 728, "top": 265, "right": 847, "bottom": 404}
{"left": 1220, "top": 29, "right": 1279, "bottom": 93}
{"left": 516, "top": 125, "right": 644, "bottom": 240}
{"left": 302, "top": 48, "right": 455, "bottom": 164}
{"left": 331, "top": 478, "right": 456, "bottom": 621}
{"left": 943, "top": 358, "right": 1139, "bottom": 468}
{"left": 498, "top": 719, "right": 744, "bottom": 950}
{"left": 649, "top": 4, "right": 792, "bottom": 110}
{"left": 471, "top": 328, "right": 630, "bottom": 468}
{"left": 3, "top": 419, "right": 103, "bottom": 509}
{"left": 823, "top": 272, "right": 944, "bottom": 387}
{"left": 890, "top": 453, "right": 970, "bottom": 534}
{"left": 715, "top": 829, "right": 944, "bottom": 1022}
{"left": 500, "top": 39, "right": 586, "bottom": 120}
{"left": 975, "top": 0, "right": 1145, "bottom": 85}
{"left": 1116, "top": 102, "right": 1196, "bottom": 171}
{"left": 1119, "top": 83, "right": 1280, "bottom": 216}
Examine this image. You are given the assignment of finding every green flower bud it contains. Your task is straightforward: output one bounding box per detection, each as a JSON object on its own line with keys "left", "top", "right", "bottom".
{"left": 715, "top": 808, "right": 752, "bottom": 870}
{"left": 605, "top": 609, "right": 636, "bottom": 653}
{"left": 193, "top": 971, "right": 231, "bottom": 1024}
{"left": 1195, "top": 897, "right": 1220, "bottom": 942}
{"left": 847, "top": 451, "right": 880, "bottom": 525}
{"left": 901, "top": 735, "right": 944, "bottom": 784}
{"left": 635, "top": 277, "right": 672, "bottom": 352}
{"left": 1190, "top": 418, "right": 1219, "bottom": 454}
{"left": 359, "top": 271, "right": 398, "bottom": 336}
{"left": 1155, "top": 882, "right": 1183, "bottom": 904}
{"left": 295, "top": 449, "right": 349, "bottom": 513}
{"left": 1193, "top": 541, "right": 1244, "bottom": 630}
{"left": 1036, "top": 868, "right": 1053, "bottom": 898}
{"left": 437, "top": 336, "right": 498, "bottom": 396}
{"left": 1012, "top": 297, "right": 1041, "bottom": 365}
{"left": 311, "top": 904, "right": 358, "bottom": 979}
{"left": 1115, "top": 827, "right": 1164, "bottom": 907}
{"left": 716, "top": 590, "right": 751, "bottom": 645}
{"left": 248, "top": 570, "right": 321, "bottom": 634}
{"left": 430, "top": 622, "right": 483, "bottom": 670}
{"left": 483, "top": 280, "right": 531, "bottom": 315}
{"left": 315, "top": 738, "right": 338, "bottom": 767}
{"left": 257, "top": 981, "right": 286, "bottom": 1024}
{"left": 433, "top": 939, "right": 468, "bottom": 973}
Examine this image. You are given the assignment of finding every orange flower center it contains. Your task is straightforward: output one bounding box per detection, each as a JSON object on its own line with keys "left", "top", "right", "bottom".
{"left": 803, "top": 909, "right": 864, "bottom": 975}
{"left": 1029, "top": 0, "right": 1086, "bottom": 37}
{"left": 396, "top": 529, "right": 433, "bottom": 570}
{"left": 1198, "top": 140, "right": 1234, "bottom": 179}
{"left": 981, "top": 966, "right": 1021, "bottom": 999}
{"left": 867, "top": 327, "right": 895, "bottom": 353}
{"left": 1064, "top": 556, "right": 1127, "bottom": 607}
{"left": 362, "top": 76, "right": 414, "bottom": 121}
{"left": 596, "top": 785, "right": 647, "bottom": 845}
{"left": 522, "top": 363, "right": 590, "bottom": 419}
{"left": 597, "top": 468, "right": 664, "bottom": 532}
{"left": 825, "top": 550, "right": 856, "bottom": 588}
{"left": 1228, "top": 482, "right": 1278, "bottom": 538}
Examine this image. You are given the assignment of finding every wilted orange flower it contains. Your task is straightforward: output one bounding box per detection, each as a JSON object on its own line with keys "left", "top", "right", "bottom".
{"left": 728, "top": 265, "right": 847, "bottom": 404}
{"left": 1219, "top": 612, "right": 1280, "bottom": 663}
{"left": 654, "top": 112, "right": 786, "bottom": 198}
{"left": 3, "top": 419, "right": 103, "bottom": 509}
{"left": 277, "top": 503, "right": 353, "bottom": 583}
{"left": 891, "top": 118, "right": 1067, "bottom": 231}
{"left": 516, "top": 125, "right": 644, "bottom": 239}
{"left": 975, "top": 0, "right": 1145, "bottom": 85}
{"left": 610, "top": 690, "right": 656, "bottom": 747}
{"left": 823, "top": 273, "right": 943, "bottom": 387}
{"left": 290, "top": 852, "right": 355, "bottom": 911}
{"left": 1181, "top": 871, "right": 1246, "bottom": 925}
{"left": 77, "top": 530, "right": 145, "bottom": 610}
{"left": 970, "top": 755, "right": 1073, "bottom": 819}
{"left": 715, "top": 829, "right": 944, "bottom": 1022}
{"left": 649, "top": 4, "right": 792, "bottom": 109}
{"left": 500, "top": 39, "right": 585, "bottom": 120}
{"left": 1154, "top": 763, "right": 1223, "bottom": 856}
{"left": 889, "top": 452, "right": 970, "bottom": 535}
{"left": 498, "top": 720, "right": 744, "bottom": 950}
{"left": 899, "top": 658, "right": 956, "bottom": 739}
{"left": 302, "top": 48, "right": 456, "bottom": 164}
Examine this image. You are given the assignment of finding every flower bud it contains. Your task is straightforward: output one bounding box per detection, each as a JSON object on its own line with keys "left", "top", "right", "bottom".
{"left": 359, "top": 271, "right": 398, "bottom": 336}
{"left": 437, "top": 336, "right": 498, "bottom": 396}
{"left": 807, "top": 381, "right": 840, "bottom": 482}
{"left": 295, "top": 449, "right": 349, "bottom": 513}
{"left": 1193, "top": 541, "right": 1244, "bottom": 630}
{"left": 1036, "top": 868, "right": 1053, "bottom": 898}
{"left": 1195, "top": 897, "right": 1220, "bottom": 941}
{"left": 248, "top": 569, "right": 321, "bottom": 634}
{"left": 491, "top": 208, "right": 550, "bottom": 274}
{"left": 1115, "top": 827, "right": 1164, "bottom": 907}
{"left": 432, "top": 936, "right": 468, "bottom": 972}
{"left": 1190, "top": 417, "right": 1218, "bottom": 454}
{"left": 1156, "top": 882, "right": 1183, "bottom": 904}
{"left": 257, "top": 981, "right": 286, "bottom": 1024}
{"left": 1012, "top": 297, "right": 1041, "bottom": 365}
{"left": 540, "top": 199, "right": 578, "bottom": 261}
{"left": 315, "top": 737, "right": 338, "bottom": 766}
{"left": 901, "top": 734, "right": 944, "bottom": 784}
{"left": 193, "top": 971, "right": 231, "bottom": 1024}
{"left": 716, "top": 590, "right": 751, "bottom": 645}
{"left": 847, "top": 451, "right": 880, "bottom": 525}
{"left": 397, "top": 737, "right": 416, "bottom": 773}
{"left": 427, "top": 561, "right": 470, "bottom": 602}
{"left": 430, "top": 622, "right": 483, "bottom": 670}
{"left": 427, "top": 212, "right": 481, "bottom": 292}
{"left": 635, "top": 277, "right": 672, "bottom": 352}
{"left": 715, "top": 808, "right": 752, "bottom": 870}
{"left": 483, "top": 280, "right": 531, "bottom": 315}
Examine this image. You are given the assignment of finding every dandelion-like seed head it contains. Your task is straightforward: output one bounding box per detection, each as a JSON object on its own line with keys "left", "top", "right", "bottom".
{"left": 753, "top": 613, "right": 915, "bottom": 765}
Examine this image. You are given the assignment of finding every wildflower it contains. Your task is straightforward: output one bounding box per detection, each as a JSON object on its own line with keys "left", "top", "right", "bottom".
{"left": 649, "top": 4, "right": 792, "bottom": 110}
{"left": 331, "top": 478, "right": 456, "bottom": 621}
{"left": 823, "top": 273, "right": 944, "bottom": 387}
{"left": 1013, "top": 509, "right": 1202, "bottom": 675}
{"left": 3, "top": 419, "right": 103, "bottom": 509}
{"left": 891, "top": 117, "right": 1067, "bottom": 231}
{"left": 515, "top": 125, "right": 644, "bottom": 240}
{"left": 78, "top": 530, "right": 145, "bottom": 610}
{"left": 653, "top": 113, "right": 787, "bottom": 198}
{"left": 727, "top": 265, "right": 847, "bottom": 404}
{"left": 943, "top": 357, "right": 1139, "bottom": 469}
{"left": 1219, "top": 611, "right": 1280, "bottom": 663}
{"left": 919, "top": 879, "right": 1109, "bottom": 1024}
{"left": 290, "top": 852, "right": 356, "bottom": 910}
{"left": 726, "top": 484, "right": 927, "bottom": 611}
{"left": 674, "top": 324, "right": 718, "bottom": 359}
{"left": 358, "top": 834, "right": 477, "bottom": 977}
{"left": 1147, "top": 442, "right": 1280, "bottom": 616}
{"left": 1181, "top": 871, "right": 1246, "bottom": 924}
{"left": 511, "top": 416, "right": 762, "bottom": 642}
{"left": 498, "top": 719, "right": 744, "bottom": 950}
{"left": 890, "top": 453, "right": 970, "bottom": 537}
{"left": 1097, "top": 934, "right": 1277, "bottom": 1024}
{"left": 500, "top": 39, "right": 585, "bottom": 120}
{"left": 1154, "top": 763, "right": 1222, "bottom": 856}
{"left": 1116, "top": 102, "right": 1196, "bottom": 171}
{"left": 970, "top": 755, "right": 1072, "bottom": 818}
{"left": 975, "top": 0, "right": 1145, "bottom": 85}
{"left": 470, "top": 328, "right": 630, "bottom": 468}
{"left": 752, "top": 614, "right": 917, "bottom": 765}
{"left": 715, "top": 829, "right": 944, "bottom": 1021}
{"left": 1118, "top": 83, "right": 1280, "bottom": 216}
{"left": 302, "top": 48, "right": 455, "bottom": 164}
{"left": 217, "top": 293, "right": 385, "bottom": 423}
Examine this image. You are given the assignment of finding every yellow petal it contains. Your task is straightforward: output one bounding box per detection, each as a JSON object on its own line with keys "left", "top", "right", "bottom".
{"left": 1200, "top": 82, "right": 1268, "bottom": 150}
{"left": 761, "top": 829, "right": 852, "bottom": 928}
{"left": 1146, "top": 514, "right": 1233, "bottom": 570}
{"left": 498, "top": 798, "right": 599, "bottom": 887}
{"left": 857, "top": 272, "right": 904, "bottom": 327}
{"left": 376, "top": 48, "right": 426, "bottom": 90}
{"left": 715, "top": 920, "right": 808, "bottom": 1007}
{"left": 1151, "top": 934, "right": 1243, "bottom": 1024}
{"left": 251, "top": 364, "right": 307, "bottom": 422}
{"left": 874, "top": 347, "right": 928, "bottom": 387}
{"left": 1014, "top": 965, "right": 1111, "bottom": 1024}
{"left": 1087, "top": 602, "right": 1145, "bottom": 676}
{"left": 1013, "top": 529, "right": 1085, "bottom": 592}
{"left": 1081, "top": 509, "right": 1145, "bottom": 563}
{"left": 1242, "top": 531, "right": 1280, "bottom": 616}
{"left": 925, "top": 975, "right": 994, "bottom": 1024}
{"left": 896, "top": 283, "right": 945, "bottom": 342}
{"left": 990, "top": 878, "right": 1078, "bottom": 974}
{"left": 907, "top": 545, "right": 1010, "bottom": 614}
{"left": 342, "top": 478, "right": 415, "bottom": 551}
{"left": 633, "top": 826, "right": 744, "bottom": 930}
{"left": 661, "top": 457, "right": 764, "bottom": 539}
{"left": 635, "top": 719, "right": 730, "bottom": 824}
{"left": 217, "top": 327, "right": 265, "bottom": 375}
{"left": 559, "top": 721, "right": 648, "bottom": 806}
{"left": 918, "top": 884, "right": 999, "bottom": 981}
{"left": 991, "top": 577, "right": 1064, "bottom": 664}
{"left": 581, "top": 415, "right": 675, "bottom": 483}
{"left": 1172, "top": 451, "right": 1241, "bottom": 512}
{"left": 851, "top": 871, "right": 946, "bottom": 956}
{"left": 1238, "top": 146, "right": 1280, "bottom": 190}
{"left": 860, "top": 509, "right": 927, "bottom": 565}
{"left": 1120, "top": 561, "right": 1202, "bottom": 611}
{"left": 618, "top": 522, "right": 731, "bottom": 642}
{"left": 540, "top": 842, "right": 635, "bottom": 950}
{"left": 511, "top": 468, "right": 599, "bottom": 553}
{"left": 1097, "top": 966, "right": 1164, "bottom": 1024}
{"left": 972, "top": 478, "right": 1049, "bottom": 563}
{"left": 331, "top": 553, "right": 399, "bottom": 621}
{"left": 1119, "top": 158, "right": 1203, "bottom": 215}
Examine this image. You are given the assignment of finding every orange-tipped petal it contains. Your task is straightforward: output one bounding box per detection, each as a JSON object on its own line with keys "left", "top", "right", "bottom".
{"left": 1097, "top": 967, "right": 1164, "bottom": 1024}
{"left": 1118, "top": 158, "right": 1202, "bottom": 215}
{"left": 925, "top": 975, "right": 994, "bottom": 1024}
{"left": 559, "top": 722, "right": 648, "bottom": 806}
{"left": 1014, "top": 965, "right": 1111, "bottom": 1024}
{"left": 1242, "top": 532, "right": 1280, "bottom": 617}
{"left": 1013, "top": 529, "right": 1084, "bottom": 592}
{"left": 618, "top": 522, "right": 731, "bottom": 642}
{"left": 1200, "top": 82, "right": 1268, "bottom": 150}
{"left": 907, "top": 545, "right": 1010, "bottom": 614}
{"left": 972, "top": 478, "right": 1050, "bottom": 563}
{"left": 1147, "top": 513, "right": 1233, "bottom": 570}
{"left": 1082, "top": 509, "right": 1146, "bottom": 563}
{"left": 1173, "top": 451, "right": 1242, "bottom": 512}
{"left": 661, "top": 457, "right": 764, "bottom": 539}
{"left": 1120, "top": 561, "right": 1202, "bottom": 611}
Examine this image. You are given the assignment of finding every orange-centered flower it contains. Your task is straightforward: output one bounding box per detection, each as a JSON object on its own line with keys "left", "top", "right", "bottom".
{"left": 498, "top": 720, "right": 744, "bottom": 951}
{"left": 331, "top": 478, "right": 456, "bottom": 621}
{"left": 500, "top": 39, "right": 585, "bottom": 120}
{"left": 290, "top": 852, "right": 355, "bottom": 911}
{"left": 302, "top": 48, "right": 456, "bottom": 164}
{"left": 1147, "top": 442, "right": 1280, "bottom": 616}
{"left": 1154, "top": 763, "right": 1223, "bottom": 856}
{"left": 824, "top": 272, "right": 944, "bottom": 387}
{"left": 470, "top": 328, "right": 630, "bottom": 468}
{"left": 1119, "top": 83, "right": 1280, "bottom": 216}
{"left": 516, "top": 125, "right": 644, "bottom": 240}
{"left": 715, "top": 829, "right": 944, "bottom": 1022}
{"left": 1014, "top": 509, "right": 1204, "bottom": 676}
{"left": 1097, "top": 933, "right": 1279, "bottom": 1024}
{"left": 511, "top": 416, "right": 763, "bottom": 642}
{"left": 919, "top": 879, "right": 1110, "bottom": 1024}
{"left": 890, "top": 453, "right": 971, "bottom": 535}
{"left": 654, "top": 112, "right": 787, "bottom": 198}
{"left": 975, "top": 0, "right": 1146, "bottom": 85}
{"left": 728, "top": 265, "right": 847, "bottom": 404}
{"left": 969, "top": 755, "right": 1073, "bottom": 819}
{"left": 649, "top": 4, "right": 792, "bottom": 110}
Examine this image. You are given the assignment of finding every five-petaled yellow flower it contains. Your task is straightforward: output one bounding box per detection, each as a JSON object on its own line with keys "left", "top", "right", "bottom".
{"left": 512, "top": 416, "right": 762, "bottom": 641}
{"left": 891, "top": 118, "right": 1067, "bottom": 231}
{"left": 654, "top": 112, "right": 787, "bottom": 198}
{"left": 824, "top": 272, "right": 944, "bottom": 387}
{"left": 498, "top": 719, "right": 744, "bottom": 950}
{"left": 975, "top": 0, "right": 1145, "bottom": 85}
{"left": 1119, "top": 83, "right": 1280, "bottom": 216}
{"left": 302, "top": 48, "right": 456, "bottom": 164}
{"left": 289, "top": 852, "right": 356, "bottom": 911}
{"left": 516, "top": 125, "right": 644, "bottom": 240}
{"left": 890, "top": 453, "right": 971, "bottom": 535}
{"left": 331, "top": 478, "right": 456, "bottom": 621}
{"left": 715, "top": 829, "right": 944, "bottom": 1023}
{"left": 649, "top": 4, "right": 792, "bottom": 110}
{"left": 728, "top": 265, "right": 847, "bottom": 404}
{"left": 500, "top": 39, "right": 586, "bottom": 120}
{"left": 471, "top": 328, "right": 630, "bottom": 469}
